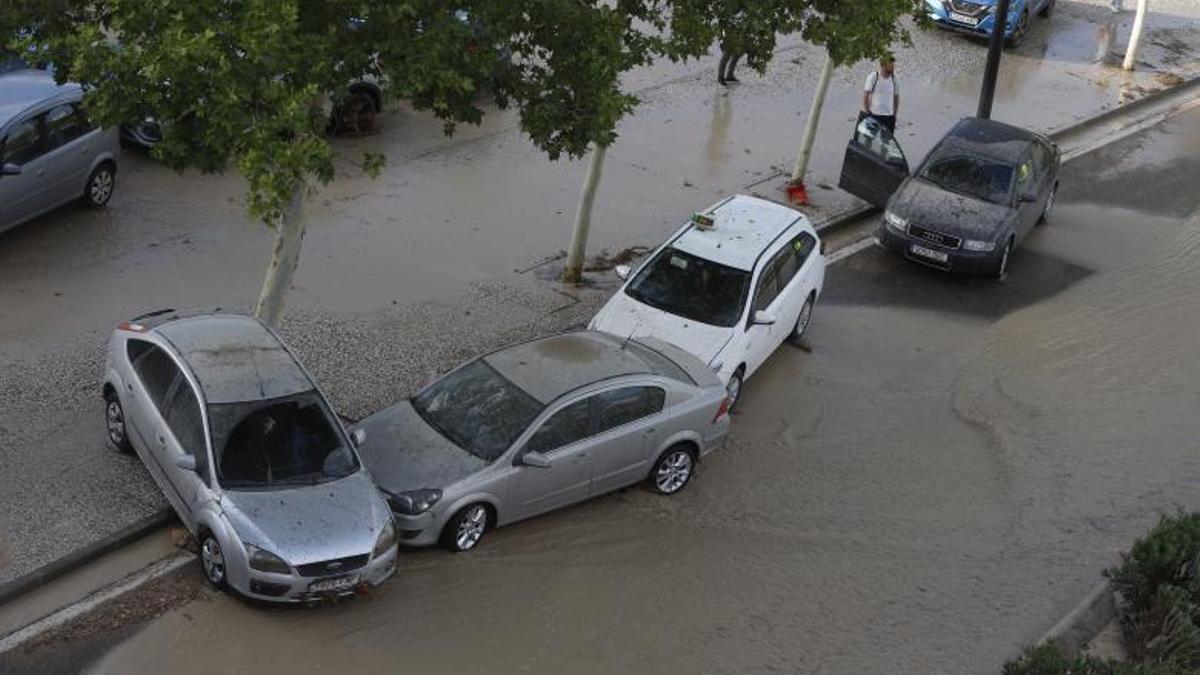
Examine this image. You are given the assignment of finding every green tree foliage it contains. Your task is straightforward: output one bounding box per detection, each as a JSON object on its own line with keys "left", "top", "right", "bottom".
{"left": 1003, "top": 643, "right": 1188, "bottom": 675}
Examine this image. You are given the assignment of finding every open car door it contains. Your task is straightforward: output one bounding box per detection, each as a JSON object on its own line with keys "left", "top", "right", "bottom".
{"left": 837, "top": 117, "right": 910, "bottom": 208}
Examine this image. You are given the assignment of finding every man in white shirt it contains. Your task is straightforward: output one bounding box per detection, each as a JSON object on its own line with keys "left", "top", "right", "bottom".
{"left": 862, "top": 56, "right": 899, "bottom": 133}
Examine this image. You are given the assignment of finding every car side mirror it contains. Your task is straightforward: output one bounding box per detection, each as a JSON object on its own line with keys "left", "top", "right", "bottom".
{"left": 521, "top": 451, "right": 551, "bottom": 469}
{"left": 614, "top": 264, "right": 631, "bottom": 281}
{"left": 1, "top": 163, "right": 21, "bottom": 177}
{"left": 174, "top": 454, "right": 198, "bottom": 472}
{"left": 752, "top": 310, "right": 776, "bottom": 326}
{"left": 350, "top": 427, "right": 367, "bottom": 447}
{"left": 1020, "top": 190, "right": 1037, "bottom": 203}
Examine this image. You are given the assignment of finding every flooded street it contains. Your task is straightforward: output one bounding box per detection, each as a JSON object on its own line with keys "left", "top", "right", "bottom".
{"left": 41, "top": 99, "right": 1200, "bottom": 675}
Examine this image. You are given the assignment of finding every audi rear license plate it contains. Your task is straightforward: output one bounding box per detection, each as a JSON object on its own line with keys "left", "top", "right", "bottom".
{"left": 309, "top": 574, "right": 359, "bottom": 593}
{"left": 949, "top": 12, "right": 979, "bottom": 26}
{"left": 911, "top": 244, "right": 949, "bottom": 263}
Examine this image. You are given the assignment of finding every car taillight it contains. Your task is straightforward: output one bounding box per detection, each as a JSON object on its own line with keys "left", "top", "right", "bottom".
{"left": 117, "top": 321, "right": 148, "bottom": 333}
{"left": 712, "top": 395, "right": 731, "bottom": 423}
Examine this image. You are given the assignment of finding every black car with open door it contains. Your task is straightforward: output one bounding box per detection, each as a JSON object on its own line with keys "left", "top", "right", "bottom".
{"left": 838, "top": 116, "right": 1060, "bottom": 279}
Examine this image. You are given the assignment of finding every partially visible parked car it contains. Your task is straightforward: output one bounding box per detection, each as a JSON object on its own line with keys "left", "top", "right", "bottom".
{"left": 924, "top": 0, "right": 1055, "bottom": 48}
{"left": 0, "top": 68, "right": 119, "bottom": 235}
{"left": 838, "top": 116, "right": 1060, "bottom": 278}
{"left": 589, "top": 194, "right": 827, "bottom": 410}
{"left": 355, "top": 331, "right": 731, "bottom": 552}
{"left": 103, "top": 311, "right": 397, "bottom": 602}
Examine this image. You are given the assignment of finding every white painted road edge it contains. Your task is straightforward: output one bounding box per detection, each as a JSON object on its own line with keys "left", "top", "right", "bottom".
{"left": 0, "top": 553, "right": 196, "bottom": 654}
{"left": 828, "top": 236, "right": 878, "bottom": 265}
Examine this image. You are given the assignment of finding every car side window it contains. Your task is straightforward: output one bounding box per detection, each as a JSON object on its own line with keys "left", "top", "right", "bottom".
{"left": 854, "top": 117, "right": 905, "bottom": 166}
{"left": 525, "top": 398, "right": 592, "bottom": 455}
{"left": 752, "top": 248, "right": 789, "bottom": 312}
{"left": 130, "top": 341, "right": 182, "bottom": 411}
{"left": 45, "top": 103, "right": 93, "bottom": 149}
{"left": 164, "top": 381, "right": 209, "bottom": 481}
{"left": 3, "top": 117, "right": 44, "bottom": 165}
{"left": 1016, "top": 159, "right": 1034, "bottom": 193}
{"left": 596, "top": 386, "right": 664, "bottom": 433}
{"left": 793, "top": 232, "right": 816, "bottom": 267}
{"left": 1030, "top": 142, "right": 1051, "bottom": 183}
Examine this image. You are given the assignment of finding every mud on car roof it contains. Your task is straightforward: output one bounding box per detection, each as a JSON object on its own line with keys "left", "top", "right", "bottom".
{"left": 153, "top": 314, "right": 312, "bottom": 404}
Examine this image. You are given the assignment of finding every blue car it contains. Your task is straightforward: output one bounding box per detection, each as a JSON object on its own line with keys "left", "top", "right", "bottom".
{"left": 924, "top": 0, "right": 1055, "bottom": 48}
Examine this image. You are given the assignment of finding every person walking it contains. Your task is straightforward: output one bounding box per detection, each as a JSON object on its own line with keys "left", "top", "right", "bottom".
{"left": 717, "top": 38, "right": 744, "bottom": 86}
{"left": 862, "top": 56, "right": 899, "bottom": 133}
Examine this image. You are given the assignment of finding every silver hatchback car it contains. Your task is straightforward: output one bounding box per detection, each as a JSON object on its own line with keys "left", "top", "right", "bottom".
{"left": 103, "top": 312, "right": 397, "bottom": 602}
{"left": 355, "top": 330, "right": 732, "bottom": 552}
{"left": 0, "top": 68, "right": 120, "bottom": 234}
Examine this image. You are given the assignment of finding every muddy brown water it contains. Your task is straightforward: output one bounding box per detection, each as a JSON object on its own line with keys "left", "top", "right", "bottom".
{"left": 79, "top": 108, "right": 1200, "bottom": 675}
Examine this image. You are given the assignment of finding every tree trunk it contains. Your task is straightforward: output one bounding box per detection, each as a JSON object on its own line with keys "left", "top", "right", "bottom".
{"left": 562, "top": 143, "right": 608, "bottom": 284}
{"left": 790, "top": 52, "right": 835, "bottom": 184}
{"left": 253, "top": 182, "right": 307, "bottom": 328}
{"left": 1123, "top": 0, "right": 1150, "bottom": 70}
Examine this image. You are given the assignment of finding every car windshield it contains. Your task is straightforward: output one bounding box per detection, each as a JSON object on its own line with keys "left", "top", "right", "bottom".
{"left": 210, "top": 390, "right": 358, "bottom": 489}
{"left": 919, "top": 152, "right": 1014, "bottom": 205}
{"left": 625, "top": 247, "right": 750, "bottom": 328}
{"left": 411, "top": 359, "right": 543, "bottom": 462}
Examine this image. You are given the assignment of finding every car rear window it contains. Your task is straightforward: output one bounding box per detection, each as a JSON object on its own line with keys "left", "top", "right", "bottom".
{"left": 624, "top": 340, "right": 694, "bottom": 385}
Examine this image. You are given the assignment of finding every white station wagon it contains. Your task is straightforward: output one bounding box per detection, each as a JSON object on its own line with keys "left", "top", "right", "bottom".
{"left": 590, "top": 194, "right": 826, "bottom": 409}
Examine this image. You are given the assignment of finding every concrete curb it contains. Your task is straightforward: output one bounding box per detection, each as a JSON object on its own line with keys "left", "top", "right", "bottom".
{"left": 1043, "top": 75, "right": 1200, "bottom": 142}
{"left": 1037, "top": 581, "right": 1118, "bottom": 655}
{"left": 0, "top": 508, "right": 175, "bottom": 608}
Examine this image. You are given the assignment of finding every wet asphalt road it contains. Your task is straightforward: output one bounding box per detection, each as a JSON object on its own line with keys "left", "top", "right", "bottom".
{"left": 2, "top": 0, "right": 1199, "bottom": 589}
{"left": 3, "top": 97, "right": 1193, "bottom": 675}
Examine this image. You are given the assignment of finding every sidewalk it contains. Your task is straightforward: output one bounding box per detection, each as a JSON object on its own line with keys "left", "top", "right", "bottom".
{"left": 1, "top": 0, "right": 1198, "bottom": 594}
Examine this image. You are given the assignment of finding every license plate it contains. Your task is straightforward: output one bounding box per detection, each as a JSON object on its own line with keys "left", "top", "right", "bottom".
{"left": 911, "top": 244, "right": 949, "bottom": 263}
{"left": 949, "top": 12, "right": 979, "bottom": 26}
{"left": 309, "top": 574, "right": 359, "bottom": 593}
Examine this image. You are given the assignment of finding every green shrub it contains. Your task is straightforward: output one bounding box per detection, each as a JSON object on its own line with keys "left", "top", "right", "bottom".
{"left": 1002, "top": 643, "right": 1188, "bottom": 675}
{"left": 1121, "top": 584, "right": 1200, "bottom": 668}
{"left": 1108, "top": 512, "right": 1200, "bottom": 613}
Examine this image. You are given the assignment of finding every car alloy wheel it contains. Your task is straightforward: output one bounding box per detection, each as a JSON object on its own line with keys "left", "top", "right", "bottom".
{"left": 653, "top": 448, "right": 693, "bottom": 495}
{"left": 792, "top": 297, "right": 814, "bottom": 342}
{"left": 725, "top": 370, "right": 743, "bottom": 411}
{"left": 996, "top": 239, "right": 1013, "bottom": 280}
{"left": 1007, "top": 11, "right": 1029, "bottom": 48}
{"left": 1040, "top": 184, "right": 1056, "bottom": 224}
{"left": 106, "top": 399, "right": 126, "bottom": 447}
{"left": 454, "top": 504, "right": 488, "bottom": 552}
{"left": 200, "top": 536, "right": 227, "bottom": 589}
{"left": 86, "top": 166, "right": 115, "bottom": 207}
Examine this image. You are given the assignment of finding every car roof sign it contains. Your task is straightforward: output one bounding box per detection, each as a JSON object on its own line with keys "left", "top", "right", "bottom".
{"left": 691, "top": 212, "right": 715, "bottom": 230}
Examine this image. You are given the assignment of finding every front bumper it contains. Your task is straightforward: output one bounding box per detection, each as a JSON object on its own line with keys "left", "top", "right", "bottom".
{"left": 391, "top": 509, "right": 446, "bottom": 548}
{"left": 877, "top": 221, "right": 1002, "bottom": 276}
{"left": 927, "top": 10, "right": 1017, "bottom": 39}
{"left": 232, "top": 545, "right": 398, "bottom": 603}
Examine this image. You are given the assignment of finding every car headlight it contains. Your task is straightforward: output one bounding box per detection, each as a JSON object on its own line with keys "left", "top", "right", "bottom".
{"left": 372, "top": 520, "right": 397, "bottom": 558}
{"left": 387, "top": 488, "right": 442, "bottom": 515}
{"left": 246, "top": 544, "right": 292, "bottom": 574}
{"left": 884, "top": 211, "right": 908, "bottom": 232}
{"left": 963, "top": 239, "right": 996, "bottom": 252}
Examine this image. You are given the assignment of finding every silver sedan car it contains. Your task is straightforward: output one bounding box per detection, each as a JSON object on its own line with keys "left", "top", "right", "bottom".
{"left": 355, "top": 330, "right": 732, "bottom": 552}
{"left": 102, "top": 311, "right": 398, "bottom": 602}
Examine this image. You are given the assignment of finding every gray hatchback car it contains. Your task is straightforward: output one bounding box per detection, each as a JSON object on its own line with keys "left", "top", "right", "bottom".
{"left": 355, "top": 330, "right": 732, "bottom": 552}
{"left": 103, "top": 312, "right": 397, "bottom": 602}
{"left": 0, "top": 68, "right": 120, "bottom": 234}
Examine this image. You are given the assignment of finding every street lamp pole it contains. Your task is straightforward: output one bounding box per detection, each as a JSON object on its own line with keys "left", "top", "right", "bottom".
{"left": 977, "top": 0, "right": 1012, "bottom": 119}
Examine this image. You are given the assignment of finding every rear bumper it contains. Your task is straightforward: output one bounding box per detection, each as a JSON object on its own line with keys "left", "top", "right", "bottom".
{"left": 877, "top": 222, "right": 1002, "bottom": 276}
{"left": 701, "top": 418, "right": 731, "bottom": 457}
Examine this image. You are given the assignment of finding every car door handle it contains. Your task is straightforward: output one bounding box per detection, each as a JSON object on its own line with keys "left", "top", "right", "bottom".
{"left": 126, "top": 383, "right": 133, "bottom": 392}
{"left": 157, "top": 435, "right": 166, "bottom": 445}
{"left": 644, "top": 428, "right": 657, "bottom": 435}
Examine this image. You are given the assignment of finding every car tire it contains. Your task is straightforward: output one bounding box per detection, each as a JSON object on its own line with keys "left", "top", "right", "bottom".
{"left": 725, "top": 367, "right": 745, "bottom": 412}
{"left": 83, "top": 163, "right": 116, "bottom": 208}
{"left": 441, "top": 503, "right": 489, "bottom": 553}
{"left": 199, "top": 532, "right": 229, "bottom": 592}
{"left": 649, "top": 445, "right": 696, "bottom": 495}
{"left": 995, "top": 237, "right": 1014, "bottom": 280}
{"left": 104, "top": 390, "right": 133, "bottom": 454}
{"left": 1006, "top": 10, "right": 1030, "bottom": 48}
{"left": 790, "top": 294, "right": 816, "bottom": 344}
{"left": 1038, "top": 0, "right": 1055, "bottom": 17}
{"left": 1038, "top": 182, "right": 1057, "bottom": 224}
